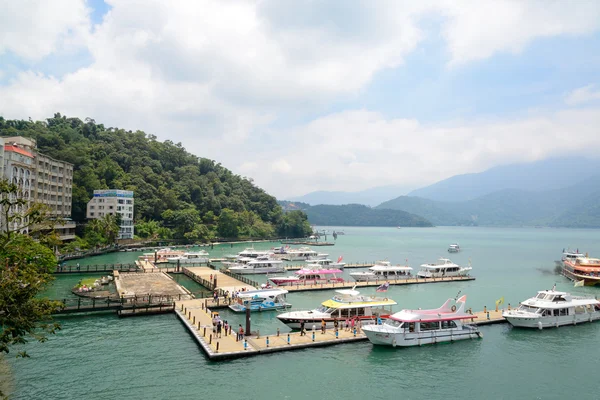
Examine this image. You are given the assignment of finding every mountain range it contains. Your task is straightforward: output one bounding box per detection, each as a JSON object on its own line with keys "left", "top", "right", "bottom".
{"left": 286, "top": 184, "right": 413, "bottom": 206}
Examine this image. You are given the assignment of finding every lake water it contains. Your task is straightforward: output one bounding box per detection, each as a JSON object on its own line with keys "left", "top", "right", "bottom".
{"left": 4, "top": 226, "right": 600, "bottom": 399}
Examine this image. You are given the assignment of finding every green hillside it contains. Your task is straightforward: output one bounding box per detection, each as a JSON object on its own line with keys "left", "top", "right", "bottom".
{"left": 302, "top": 204, "right": 433, "bottom": 227}
{"left": 0, "top": 114, "right": 312, "bottom": 240}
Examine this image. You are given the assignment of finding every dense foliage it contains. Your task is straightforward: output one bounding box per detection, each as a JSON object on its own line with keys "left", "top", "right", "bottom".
{"left": 0, "top": 114, "right": 312, "bottom": 241}
{"left": 0, "top": 180, "right": 61, "bottom": 363}
{"left": 279, "top": 202, "right": 433, "bottom": 227}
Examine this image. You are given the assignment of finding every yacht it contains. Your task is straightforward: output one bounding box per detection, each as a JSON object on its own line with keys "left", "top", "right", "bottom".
{"left": 417, "top": 258, "right": 471, "bottom": 278}
{"left": 503, "top": 289, "right": 600, "bottom": 329}
{"left": 237, "top": 247, "right": 272, "bottom": 259}
{"left": 562, "top": 256, "right": 600, "bottom": 286}
{"left": 350, "top": 262, "right": 412, "bottom": 282}
{"left": 269, "top": 267, "right": 344, "bottom": 286}
{"left": 228, "top": 289, "right": 291, "bottom": 312}
{"left": 305, "top": 257, "right": 345, "bottom": 270}
{"left": 166, "top": 251, "right": 209, "bottom": 264}
{"left": 362, "top": 296, "right": 481, "bottom": 347}
{"left": 140, "top": 247, "right": 184, "bottom": 260}
{"left": 559, "top": 248, "right": 585, "bottom": 267}
{"left": 448, "top": 244, "right": 460, "bottom": 253}
{"left": 284, "top": 247, "right": 328, "bottom": 261}
{"left": 228, "top": 258, "right": 285, "bottom": 274}
{"left": 276, "top": 289, "right": 396, "bottom": 329}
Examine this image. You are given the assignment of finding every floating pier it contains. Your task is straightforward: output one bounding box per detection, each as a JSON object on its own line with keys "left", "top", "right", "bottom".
{"left": 183, "top": 267, "right": 256, "bottom": 292}
{"left": 175, "top": 298, "right": 508, "bottom": 361}
{"left": 282, "top": 275, "right": 475, "bottom": 292}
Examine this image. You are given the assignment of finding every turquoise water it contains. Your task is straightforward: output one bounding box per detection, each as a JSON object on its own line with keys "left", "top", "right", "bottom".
{"left": 6, "top": 227, "right": 600, "bottom": 399}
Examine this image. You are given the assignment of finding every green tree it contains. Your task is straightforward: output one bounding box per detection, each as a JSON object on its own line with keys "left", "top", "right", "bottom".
{"left": 0, "top": 179, "right": 61, "bottom": 363}
{"left": 217, "top": 208, "right": 239, "bottom": 238}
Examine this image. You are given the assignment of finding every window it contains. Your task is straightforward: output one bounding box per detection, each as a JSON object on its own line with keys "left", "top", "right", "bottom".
{"left": 90, "top": 212, "right": 95, "bottom": 216}
{"left": 90, "top": 206, "right": 95, "bottom": 210}
{"left": 109, "top": 206, "right": 113, "bottom": 210}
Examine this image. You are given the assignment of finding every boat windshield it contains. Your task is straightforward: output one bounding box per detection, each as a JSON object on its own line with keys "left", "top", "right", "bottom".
{"left": 518, "top": 304, "right": 540, "bottom": 313}
{"left": 316, "top": 305, "right": 334, "bottom": 313}
{"left": 385, "top": 320, "right": 402, "bottom": 328}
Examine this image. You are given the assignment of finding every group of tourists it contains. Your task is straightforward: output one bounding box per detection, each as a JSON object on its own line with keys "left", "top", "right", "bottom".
{"left": 212, "top": 314, "right": 229, "bottom": 338}
{"left": 297, "top": 317, "right": 363, "bottom": 336}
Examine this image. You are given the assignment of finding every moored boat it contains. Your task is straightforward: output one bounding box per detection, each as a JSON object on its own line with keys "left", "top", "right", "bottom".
{"left": 269, "top": 267, "right": 344, "bottom": 286}
{"left": 417, "top": 258, "right": 471, "bottom": 278}
{"left": 503, "top": 288, "right": 600, "bottom": 329}
{"left": 350, "top": 261, "right": 412, "bottom": 282}
{"left": 362, "top": 295, "right": 481, "bottom": 347}
{"left": 305, "top": 256, "right": 345, "bottom": 270}
{"left": 276, "top": 289, "right": 396, "bottom": 329}
{"left": 228, "top": 289, "right": 291, "bottom": 312}
{"left": 283, "top": 247, "right": 328, "bottom": 261}
{"left": 448, "top": 243, "right": 460, "bottom": 253}
{"left": 228, "top": 258, "right": 285, "bottom": 274}
{"left": 167, "top": 251, "right": 209, "bottom": 264}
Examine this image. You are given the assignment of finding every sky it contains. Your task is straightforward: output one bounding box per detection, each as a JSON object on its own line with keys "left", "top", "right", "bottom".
{"left": 1, "top": 0, "right": 600, "bottom": 199}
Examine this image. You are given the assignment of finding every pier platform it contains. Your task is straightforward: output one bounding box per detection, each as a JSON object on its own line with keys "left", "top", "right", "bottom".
{"left": 115, "top": 272, "right": 192, "bottom": 299}
{"left": 281, "top": 275, "right": 475, "bottom": 292}
{"left": 184, "top": 267, "right": 256, "bottom": 292}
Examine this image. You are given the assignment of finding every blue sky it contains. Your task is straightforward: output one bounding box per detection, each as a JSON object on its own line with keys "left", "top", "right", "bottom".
{"left": 1, "top": 0, "right": 600, "bottom": 198}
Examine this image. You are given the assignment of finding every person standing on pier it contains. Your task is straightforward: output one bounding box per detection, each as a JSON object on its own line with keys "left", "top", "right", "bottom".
{"left": 321, "top": 319, "right": 326, "bottom": 334}
{"left": 300, "top": 320, "right": 306, "bottom": 336}
{"left": 216, "top": 320, "right": 222, "bottom": 338}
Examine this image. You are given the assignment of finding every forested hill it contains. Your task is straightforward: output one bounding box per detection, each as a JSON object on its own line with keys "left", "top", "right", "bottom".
{"left": 279, "top": 202, "right": 433, "bottom": 227}
{"left": 0, "top": 114, "right": 311, "bottom": 240}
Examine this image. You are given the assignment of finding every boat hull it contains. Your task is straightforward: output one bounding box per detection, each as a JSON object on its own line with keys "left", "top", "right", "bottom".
{"left": 277, "top": 315, "right": 380, "bottom": 330}
{"left": 167, "top": 258, "right": 209, "bottom": 264}
{"left": 269, "top": 278, "right": 344, "bottom": 286}
{"left": 228, "top": 303, "right": 291, "bottom": 313}
{"left": 363, "top": 327, "right": 480, "bottom": 346}
{"left": 504, "top": 312, "right": 600, "bottom": 328}
{"left": 351, "top": 274, "right": 410, "bottom": 282}
{"left": 561, "top": 267, "right": 600, "bottom": 286}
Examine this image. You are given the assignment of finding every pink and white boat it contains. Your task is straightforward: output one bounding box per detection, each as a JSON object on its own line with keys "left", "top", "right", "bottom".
{"left": 269, "top": 267, "right": 344, "bottom": 286}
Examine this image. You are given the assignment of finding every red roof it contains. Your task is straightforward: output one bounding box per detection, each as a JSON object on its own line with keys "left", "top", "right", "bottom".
{"left": 4, "top": 145, "right": 33, "bottom": 158}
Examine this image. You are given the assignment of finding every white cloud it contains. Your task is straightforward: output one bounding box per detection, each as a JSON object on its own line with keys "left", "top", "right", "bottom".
{"left": 565, "top": 85, "right": 600, "bottom": 106}
{"left": 2, "top": 1, "right": 600, "bottom": 199}
{"left": 0, "top": 0, "right": 90, "bottom": 61}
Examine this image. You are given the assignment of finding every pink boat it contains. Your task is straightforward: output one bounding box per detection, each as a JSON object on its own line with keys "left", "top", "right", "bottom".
{"left": 269, "top": 268, "right": 344, "bottom": 286}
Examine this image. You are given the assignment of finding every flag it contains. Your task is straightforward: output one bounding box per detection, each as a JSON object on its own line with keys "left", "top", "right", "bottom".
{"left": 456, "top": 295, "right": 467, "bottom": 303}
{"left": 495, "top": 297, "right": 504, "bottom": 307}
{"left": 337, "top": 255, "right": 343, "bottom": 263}
{"left": 574, "top": 280, "right": 585, "bottom": 287}
{"left": 376, "top": 282, "right": 390, "bottom": 292}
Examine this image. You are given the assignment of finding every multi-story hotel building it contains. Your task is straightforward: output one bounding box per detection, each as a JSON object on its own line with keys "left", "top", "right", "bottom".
{"left": 86, "top": 189, "right": 134, "bottom": 239}
{"left": 0, "top": 136, "right": 76, "bottom": 240}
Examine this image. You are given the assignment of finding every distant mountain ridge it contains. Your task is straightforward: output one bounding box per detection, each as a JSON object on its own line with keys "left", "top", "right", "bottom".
{"left": 408, "top": 157, "right": 600, "bottom": 202}
{"left": 377, "top": 175, "right": 600, "bottom": 227}
{"left": 278, "top": 201, "right": 432, "bottom": 227}
{"left": 287, "top": 184, "right": 413, "bottom": 207}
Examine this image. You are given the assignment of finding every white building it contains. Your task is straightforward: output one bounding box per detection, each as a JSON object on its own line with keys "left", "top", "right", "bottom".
{"left": 86, "top": 189, "right": 134, "bottom": 239}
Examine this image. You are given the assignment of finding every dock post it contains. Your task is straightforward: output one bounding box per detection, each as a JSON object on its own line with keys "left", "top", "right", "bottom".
{"left": 203, "top": 327, "right": 206, "bottom": 336}
{"left": 209, "top": 334, "right": 212, "bottom": 344}
{"left": 508, "top": 303, "right": 511, "bottom": 310}
{"left": 216, "top": 342, "right": 219, "bottom": 353}
{"left": 483, "top": 306, "right": 487, "bottom": 313}
{"left": 266, "top": 337, "right": 269, "bottom": 347}
{"left": 353, "top": 328, "right": 357, "bottom": 337}
{"left": 181, "top": 304, "right": 184, "bottom": 311}
{"left": 287, "top": 334, "right": 290, "bottom": 345}
{"left": 487, "top": 312, "right": 490, "bottom": 320}
{"left": 257, "top": 330, "right": 260, "bottom": 339}
{"left": 198, "top": 322, "right": 201, "bottom": 330}
{"left": 193, "top": 316, "right": 196, "bottom": 325}
{"left": 244, "top": 339, "right": 248, "bottom": 350}
{"left": 312, "top": 331, "right": 315, "bottom": 342}
{"left": 277, "top": 328, "right": 280, "bottom": 337}
{"left": 335, "top": 329, "right": 339, "bottom": 339}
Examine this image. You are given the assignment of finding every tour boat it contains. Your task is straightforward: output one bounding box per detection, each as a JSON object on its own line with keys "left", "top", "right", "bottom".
{"left": 305, "top": 257, "right": 345, "bottom": 270}
{"left": 502, "top": 288, "right": 600, "bottom": 329}
{"left": 167, "top": 251, "right": 209, "bottom": 264}
{"left": 559, "top": 248, "right": 585, "bottom": 267}
{"left": 417, "top": 258, "right": 471, "bottom": 278}
{"left": 562, "top": 256, "right": 600, "bottom": 286}
{"left": 140, "top": 247, "right": 184, "bottom": 260}
{"left": 362, "top": 296, "right": 481, "bottom": 347}
{"left": 268, "top": 267, "right": 344, "bottom": 286}
{"left": 448, "top": 243, "right": 460, "bottom": 253}
{"left": 228, "top": 258, "right": 285, "bottom": 274}
{"left": 350, "top": 262, "right": 412, "bottom": 282}
{"left": 284, "top": 247, "right": 328, "bottom": 261}
{"left": 228, "top": 289, "right": 291, "bottom": 312}
{"left": 237, "top": 247, "right": 272, "bottom": 259}
{"left": 276, "top": 289, "right": 396, "bottom": 329}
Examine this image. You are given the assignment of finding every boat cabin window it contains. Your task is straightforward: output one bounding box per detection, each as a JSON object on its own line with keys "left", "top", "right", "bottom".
{"left": 405, "top": 322, "right": 416, "bottom": 333}
{"left": 553, "top": 295, "right": 566, "bottom": 302}
{"left": 536, "top": 293, "right": 546, "bottom": 299}
{"left": 420, "top": 322, "right": 440, "bottom": 331}
{"left": 441, "top": 320, "right": 458, "bottom": 329}
{"left": 385, "top": 320, "right": 402, "bottom": 328}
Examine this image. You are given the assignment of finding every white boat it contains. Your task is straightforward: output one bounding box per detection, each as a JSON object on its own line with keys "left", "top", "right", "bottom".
{"left": 228, "top": 258, "right": 285, "bottom": 274}
{"left": 417, "top": 258, "right": 471, "bottom": 278}
{"left": 228, "top": 289, "right": 291, "bottom": 312}
{"left": 166, "top": 251, "right": 209, "bottom": 264}
{"left": 140, "top": 247, "right": 184, "bottom": 260}
{"left": 350, "top": 261, "right": 412, "bottom": 282}
{"left": 559, "top": 248, "right": 585, "bottom": 267}
{"left": 305, "top": 257, "right": 345, "bottom": 270}
{"left": 448, "top": 243, "right": 460, "bottom": 253}
{"left": 502, "top": 288, "right": 600, "bottom": 329}
{"left": 284, "top": 247, "right": 328, "bottom": 261}
{"left": 237, "top": 247, "right": 272, "bottom": 258}
{"left": 276, "top": 289, "right": 396, "bottom": 329}
{"left": 362, "top": 296, "right": 481, "bottom": 347}
{"left": 269, "top": 267, "right": 344, "bottom": 286}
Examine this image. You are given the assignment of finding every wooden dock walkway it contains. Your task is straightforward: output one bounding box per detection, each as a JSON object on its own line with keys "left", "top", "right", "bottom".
{"left": 280, "top": 275, "right": 475, "bottom": 292}
{"left": 184, "top": 267, "right": 256, "bottom": 292}
{"left": 175, "top": 298, "right": 509, "bottom": 360}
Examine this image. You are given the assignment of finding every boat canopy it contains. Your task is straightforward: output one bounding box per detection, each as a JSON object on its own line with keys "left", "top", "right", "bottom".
{"left": 370, "top": 265, "right": 412, "bottom": 272}
{"left": 236, "top": 289, "right": 288, "bottom": 298}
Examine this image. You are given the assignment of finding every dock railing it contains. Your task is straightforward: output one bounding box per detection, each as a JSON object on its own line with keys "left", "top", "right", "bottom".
{"left": 220, "top": 269, "right": 260, "bottom": 288}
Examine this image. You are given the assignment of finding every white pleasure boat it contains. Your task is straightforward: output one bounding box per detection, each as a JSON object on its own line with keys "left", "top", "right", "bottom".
{"left": 228, "top": 289, "right": 291, "bottom": 312}
{"left": 276, "top": 289, "right": 396, "bottom": 329}
{"left": 228, "top": 258, "right": 285, "bottom": 274}
{"left": 167, "top": 251, "right": 209, "bottom": 264}
{"left": 284, "top": 247, "right": 328, "bottom": 261}
{"left": 502, "top": 288, "right": 600, "bottom": 329}
{"left": 305, "top": 257, "right": 345, "bottom": 270}
{"left": 350, "top": 261, "right": 412, "bottom": 282}
{"left": 269, "top": 267, "right": 344, "bottom": 286}
{"left": 362, "top": 295, "right": 481, "bottom": 347}
{"left": 448, "top": 243, "right": 460, "bottom": 253}
{"left": 237, "top": 247, "right": 273, "bottom": 258}
{"left": 417, "top": 258, "right": 471, "bottom": 278}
